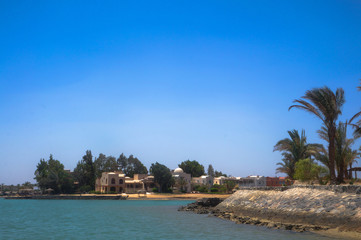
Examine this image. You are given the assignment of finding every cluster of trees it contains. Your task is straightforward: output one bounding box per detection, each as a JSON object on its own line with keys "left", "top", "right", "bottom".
{"left": 0, "top": 182, "right": 36, "bottom": 194}
{"left": 34, "top": 151, "right": 148, "bottom": 193}
{"left": 34, "top": 151, "right": 227, "bottom": 193}
{"left": 275, "top": 84, "right": 361, "bottom": 184}
{"left": 178, "top": 160, "right": 227, "bottom": 178}
{"left": 34, "top": 155, "right": 74, "bottom": 193}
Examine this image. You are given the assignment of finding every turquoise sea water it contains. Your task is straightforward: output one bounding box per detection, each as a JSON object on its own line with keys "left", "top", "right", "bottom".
{"left": 0, "top": 199, "right": 337, "bottom": 240}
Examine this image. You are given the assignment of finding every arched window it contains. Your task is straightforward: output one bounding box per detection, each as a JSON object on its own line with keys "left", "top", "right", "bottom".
{"left": 119, "top": 179, "right": 123, "bottom": 184}
{"left": 111, "top": 178, "right": 115, "bottom": 184}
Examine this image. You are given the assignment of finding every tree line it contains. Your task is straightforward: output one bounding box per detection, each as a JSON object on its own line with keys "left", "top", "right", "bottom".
{"left": 34, "top": 151, "right": 226, "bottom": 193}
{"left": 274, "top": 83, "right": 361, "bottom": 184}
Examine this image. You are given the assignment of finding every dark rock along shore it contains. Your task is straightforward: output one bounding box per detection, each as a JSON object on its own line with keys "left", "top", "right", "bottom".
{"left": 179, "top": 187, "right": 361, "bottom": 233}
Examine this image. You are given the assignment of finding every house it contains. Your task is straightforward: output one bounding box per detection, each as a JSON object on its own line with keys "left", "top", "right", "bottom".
{"left": 213, "top": 176, "right": 227, "bottom": 185}
{"left": 95, "top": 172, "right": 125, "bottom": 193}
{"left": 95, "top": 172, "right": 157, "bottom": 194}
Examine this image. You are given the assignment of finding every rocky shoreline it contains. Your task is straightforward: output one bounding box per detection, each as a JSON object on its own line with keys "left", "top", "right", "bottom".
{"left": 179, "top": 188, "right": 361, "bottom": 238}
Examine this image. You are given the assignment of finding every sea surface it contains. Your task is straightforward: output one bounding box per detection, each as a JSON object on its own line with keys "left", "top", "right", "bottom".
{"left": 0, "top": 199, "right": 338, "bottom": 240}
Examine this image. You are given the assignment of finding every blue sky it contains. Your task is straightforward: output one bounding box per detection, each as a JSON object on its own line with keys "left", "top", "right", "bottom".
{"left": 1, "top": 1, "right": 361, "bottom": 184}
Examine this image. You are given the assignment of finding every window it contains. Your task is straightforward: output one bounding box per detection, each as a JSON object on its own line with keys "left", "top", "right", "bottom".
{"left": 111, "top": 178, "right": 115, "bottom": 184}
{"left": 119, "top": 179, "right": 123, "bottom": 184}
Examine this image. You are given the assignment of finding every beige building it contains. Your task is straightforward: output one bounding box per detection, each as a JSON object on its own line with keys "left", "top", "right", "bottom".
{"left": 213, "top": 176, "right": 227, "bottom": 185}
{"left": 95, "top": 172, "right": 157, "bottom": 194}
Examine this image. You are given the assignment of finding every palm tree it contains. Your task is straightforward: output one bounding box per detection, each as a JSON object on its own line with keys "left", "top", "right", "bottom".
{"left": 318, "top": 122, "right": 359, "bottom": 182}
{"left": 275, "top": 154, "right": 294, "bottom": 178}
{"left": 345, "top": 149, "right": 359, "bottom": 179}
{"left": 289, "top": 86, "right": 345, "bottom": 184}
{"left": 274, "top": 129, "right": 321, "bottom": 179}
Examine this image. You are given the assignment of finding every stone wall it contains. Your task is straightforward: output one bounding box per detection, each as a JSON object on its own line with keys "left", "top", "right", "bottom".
{"left": 215, "top": 188, "right": 361, "bottom": 232}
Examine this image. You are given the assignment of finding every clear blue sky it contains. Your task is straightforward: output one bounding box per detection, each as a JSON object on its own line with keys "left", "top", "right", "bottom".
{"left": 1, "top": 0, "right": 361, "bottom": 184}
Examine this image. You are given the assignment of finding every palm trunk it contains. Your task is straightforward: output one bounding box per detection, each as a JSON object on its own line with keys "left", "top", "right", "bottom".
{"left": 344, "top": 163, "right": 349, "bottom": 180}
{"left": 328, "top": 129, "right": 336, "bottom": 184}
{"left": 337, "top": 158, "right": 345, "bottom": 183}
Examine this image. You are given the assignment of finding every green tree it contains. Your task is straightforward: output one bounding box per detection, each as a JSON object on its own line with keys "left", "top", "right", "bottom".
{"left": 294, "top": 159, "right": 328, "bottom": 183}
{"left": 224, "top": 180, "right": 236, "bottom": 193}
{"left": 20, "top": 181, "right": 34, "bottom": 189}
{"left": 178, "top": 160, "right": 205, "bottom": 177}
{"left": 214, "top": 170, "right": 227, "bottom": 177}
{"left": 117, "top": 154, "right": 148, "bottom": 177}
{"left": 34, "top": 155, "right": 74, "bottom": 193}
{"left": 73, "top": 150, "right": 95, "bottom": 191}
{"left": 207, "top": 164, "right": 215, "bottom": 177}
{"left": 274, "top": 129, "right": 321, "bottom": 179}
{"left": 149, "top": 162, "right": 174, "bottom": 192}
{"left": 289, "top": 87, "right": 345, "bottom": 184}
{"left": 94, "top": 153, "right": 118, "bottom": 178}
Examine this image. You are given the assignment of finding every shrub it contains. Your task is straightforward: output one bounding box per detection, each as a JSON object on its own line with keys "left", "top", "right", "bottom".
{"left": 89, "top": 190, "right": 102, "bottom": 194}
{"left": 210, "top": 188, "right": 218, "bottom": 193}
{"left": 152, "top": 188, "right": 158, "bottom": 193}
{"left": 294, "top": 159, "right": 327, "bottom": 182}
{"left": 194, "top": 185, "right": 208, "bottom": 193}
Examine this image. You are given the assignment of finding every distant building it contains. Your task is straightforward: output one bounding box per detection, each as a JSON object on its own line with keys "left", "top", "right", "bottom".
{"left": 171, "top": 168, "right": 191, "bottom": 193}
{"left": 192, "top": 175, "right": 214, "bottom": 186}
{"left": 233, "top": 175, "right": 266, "bottom": 188}
{"left": 95, "top": 172, "right": 125, "bottom": 193}
{"left": 266, "top": 177, "right": 292, "bottom": 186}
{"left": 95, "top": 172, "right": 157, "bottom": 194}
{"left": 213, "top": 176, "right": 227, "bottom": 185}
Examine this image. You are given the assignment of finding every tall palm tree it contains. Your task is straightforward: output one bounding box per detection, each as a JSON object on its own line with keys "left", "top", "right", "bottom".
{"left": 289, "top": 86, "right": 345, "bottom": 184}
{"left": 274, "top": 129, "right": 321, "bottom": 179}
{"left": 316, "top": 123, "right": 360, "bottom": 181}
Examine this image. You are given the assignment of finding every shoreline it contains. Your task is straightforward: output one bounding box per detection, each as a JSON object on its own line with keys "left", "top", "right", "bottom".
{"left": 3, "top": 193, "right": 231, "bottom": 201}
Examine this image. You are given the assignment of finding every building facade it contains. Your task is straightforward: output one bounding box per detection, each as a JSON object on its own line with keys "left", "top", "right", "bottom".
{"left": 171, "top": 168, "right": 192, "bottom": 193}
{"left": 192, "top": 175, "right": 214, "bottom": 186}
{"left": 95, "top": 172, "right": 157, "bottom": 194}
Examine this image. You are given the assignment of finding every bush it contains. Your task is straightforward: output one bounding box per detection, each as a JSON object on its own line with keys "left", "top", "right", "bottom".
{"left": 210, "top": 188, "right": 218, "bottom": 193}
{"left": 89, "top": 190, "right": 102, "bottom": 194}
{"left": 294, "top": 159, "right": 327, "bottom": 182}
{"left": 152, "top": 188, "right": 158, "bottom": 193}
{"left": 194, "top": 185, "right": 208, "bottom": 193}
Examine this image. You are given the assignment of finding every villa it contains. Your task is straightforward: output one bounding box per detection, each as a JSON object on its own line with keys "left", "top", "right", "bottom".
{"left": 95, "top": 172, "right": 157, "bottom": 194}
